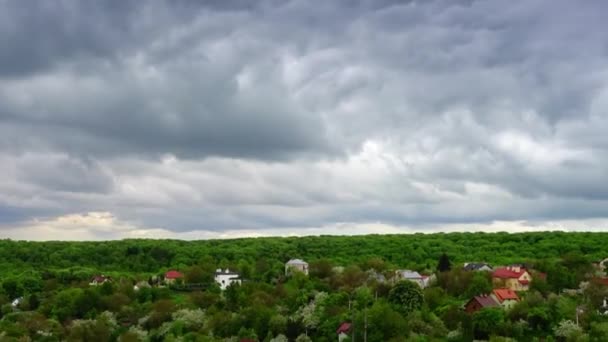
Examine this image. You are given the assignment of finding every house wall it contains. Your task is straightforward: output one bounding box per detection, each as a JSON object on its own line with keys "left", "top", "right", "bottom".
{"left": 465, "top": 301, "right": 482, "bottom": 313}
{"left": 215, "top": 274, "right": 241, "bottom": 290}
{"left": 501, "top": 299, "right": 518, "bottom": 309}
{"left": 494, "top": 276, "right": 529, "bottom": 291}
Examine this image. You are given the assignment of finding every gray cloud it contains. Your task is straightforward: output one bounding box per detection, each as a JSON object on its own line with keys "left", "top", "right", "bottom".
{"left": 1, "top": 0, "right": 608, "bottom": 238}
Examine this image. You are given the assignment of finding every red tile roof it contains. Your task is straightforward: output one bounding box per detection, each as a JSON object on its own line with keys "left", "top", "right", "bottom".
{"left": 165, "top": 270, "right": 184, "bottom": 279}
{"left": 493, "top": 288, "right": 519, "bottom": 303}
{"left": 337, "top": 322, "right": 352, "bottom": 334}
{"left": 492, "top": 267, "right": 526, "bottom": 279}
{"left": 91, "top": 275, "right": 110, "bottom": 283}
{"left": 470, "top": 295, "right": 499, "bottom": 308}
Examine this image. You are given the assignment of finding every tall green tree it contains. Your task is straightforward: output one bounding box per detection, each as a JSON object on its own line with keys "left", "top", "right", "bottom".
{"left": 388, "top": 281, "right": 424, "bottom": 315}
{"left": 437, "top": 253, "right": 452, "bottom": 272}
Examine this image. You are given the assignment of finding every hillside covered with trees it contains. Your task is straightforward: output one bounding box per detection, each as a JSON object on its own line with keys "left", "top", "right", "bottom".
{"left": 1, "top": 232, "right": 608, "bottom": 341}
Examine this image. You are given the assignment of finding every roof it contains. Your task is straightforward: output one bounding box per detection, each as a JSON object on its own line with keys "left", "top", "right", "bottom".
{"left": 492, "top": 267, "right": 527, "bottom": 279}
{"left": 165, "top": 270, "right": 184, "bottom": 279}
{"left": 91, "top": 275, "right": 110, "bottom": 282}
{"left": 493, "top": 288, "right": 519, "bottom": 302}
{"left": 468, "top": 295, "right": 499, "bottom": 308}
{"left": 286, "top": 259, "right": 308, "bottom": 265}
{"left": 593, "top": 277, "right": 608, "bottom": 286}
{"left": 215, "top": 268, "right": 240, "bottom": 276}
{"left": 337, "top": 322, "right": 352, "bottom": 334}
{"left": 397, "top": 270, "right": 422, "bottom": 279}
{"left": 464, "top": 263, "right": 492, "bottom": 271}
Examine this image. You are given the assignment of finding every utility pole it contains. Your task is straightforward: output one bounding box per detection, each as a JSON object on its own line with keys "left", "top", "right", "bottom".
{"left": 364, "top": 307, "right": 368, "bottom": 342}
{"left": 351, "top": 309, "right": 355, "bottom": 342}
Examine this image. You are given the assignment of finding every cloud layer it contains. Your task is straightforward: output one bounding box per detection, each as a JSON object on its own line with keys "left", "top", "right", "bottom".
{"left": 1, "top": 0, "right": 608, "bottom": 239}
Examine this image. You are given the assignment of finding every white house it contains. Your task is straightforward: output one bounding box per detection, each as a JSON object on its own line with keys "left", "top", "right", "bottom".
{"left": 133, "top": 280, "right": 151, "bottom": 291}
{"left": 214, "top": 269, "right": 241, "bottom": 290}
{"left": 11, "top": 297, "right": 22, "bottom": 308}
{"left": 285, "top": 259, "right": 309, "bottom": 275}
{"left": 395, "top": 270, "right": 427, "bottom": 288}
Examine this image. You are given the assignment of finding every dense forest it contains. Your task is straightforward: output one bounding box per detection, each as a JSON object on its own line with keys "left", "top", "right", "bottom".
{"left": 1, "top": 232, "right": 608, "bottom": 341}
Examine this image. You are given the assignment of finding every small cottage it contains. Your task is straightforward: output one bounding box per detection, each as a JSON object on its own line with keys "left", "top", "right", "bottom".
{"left": 164, "top": 270, "right": 184, "bottom": 284}
{"left": 465, "top": 295, "right": 499, "bottom": 314}
{"left": 395, "top": 270, "right": 431, "bottom": 288}
{"left": 337, "top": 322, "right": 352, "bottom": 342}
{"left": 491, "top": 288, "right": 520, "bottom": 309}
{"left": 89, "top": 275, "right": 112, "bottom": 286}
{"left": 285, "top": 259, "right": 309, "bottom": 275}
{"left": 214, "top": 268, "right": 241, "bottom": 290}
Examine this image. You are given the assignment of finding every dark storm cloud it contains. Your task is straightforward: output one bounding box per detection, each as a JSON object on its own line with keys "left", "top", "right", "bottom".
{"left": 1, "top": 0, "right": 608, "bottom": 237}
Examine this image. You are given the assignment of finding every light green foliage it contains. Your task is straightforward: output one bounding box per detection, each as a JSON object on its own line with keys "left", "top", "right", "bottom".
{"left": 269, "top": 334, "right": 288, "bottom": 342}
{"left": 295, "top": 333, "right": 312, "bottom": 342}
{"left": 119, "top": 326, "right": 148, "bottom": 342}
{"left": 589, "top": 322, "right": 608, "bottom": 341}
{"left": 554, "top": 320, "right": 584, "bottom": 341}
{"left": 293, "top": 292, "right": 328, "bottom": 332}
{"left": 0, "top": 232, "right": 607, "bottom": 340}
{"left": 388, "top": 281, "right": 424, "bottom": 315}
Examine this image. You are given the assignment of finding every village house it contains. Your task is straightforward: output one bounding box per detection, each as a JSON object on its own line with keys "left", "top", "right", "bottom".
{"left": 11, "top": 297, "right": 23, "bottom": 308}
{"left": 395, "top": 270, "right": 434, "bottom": 288}
{"left": 491, "top": 288, "right": 520, "bottom": 309}
{"left": 492, "top": 265, "right": 532, "bottom": 291}
{"left": 214, "top": 268, "right": 241, "bottom": 290}
{"left": 464, "top": 295, "right": 499, "bottom": 313}
{"left": 164, "top": 270, "right": 184, "bottom": 284}
{"left": 89, "top": 275, "right": 112, "bottom": 286}
{"left": 285, "top": 259, "right": 309, "bottom": 275}
{"left": 463, "top": 262, "right": 493, "bottom": 272}
{"left": 366, "top": 269, "right": 387, "bottom": 283}
{"left": 593, "top": 258, "right": 608, "bottom": 274}
{"left": 133, "top": 280, "right": 151, "bottom": 291}
{"left": 336, "top": 322, "right": 352, "bottom": 342}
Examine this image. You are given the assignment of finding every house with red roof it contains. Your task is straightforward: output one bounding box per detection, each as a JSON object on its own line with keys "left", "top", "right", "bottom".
{"left": 464, "top": 295, "right": 499, "bottom": 314}
{"left": 164, "top": 270, "right": 184, "bottom": 284}
{"left": 337, "top": 322, "right": 352, "bottom": 342}
{"left": 492, "top": 265, "right": 532, "bottom": 291}
{"left": 491, "top": 288, "right": 520, "bottom": 309}
{"left": 89, "top": 275, "right": 112, "bottom": 286}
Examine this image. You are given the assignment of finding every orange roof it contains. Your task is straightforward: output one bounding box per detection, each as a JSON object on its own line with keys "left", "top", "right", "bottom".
{"left": 493, "top": 288, "right": 519, "bottom": 303}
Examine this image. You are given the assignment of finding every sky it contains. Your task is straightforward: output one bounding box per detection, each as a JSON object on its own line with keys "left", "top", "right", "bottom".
{"left": 1, "top": 0, "right": 608, "bottom": 240}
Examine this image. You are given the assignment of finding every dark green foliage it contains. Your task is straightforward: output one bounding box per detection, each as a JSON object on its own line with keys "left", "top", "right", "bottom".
{"left": 473, "top": 308, "right": 505, "bottom": 340}
{"left": 437, "top": 252, "right": 452, "bottom": 272}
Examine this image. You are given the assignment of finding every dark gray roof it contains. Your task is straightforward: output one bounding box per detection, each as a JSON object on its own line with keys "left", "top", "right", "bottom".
{"left": 464, "top": 263, "right": 492, "bottom": 271}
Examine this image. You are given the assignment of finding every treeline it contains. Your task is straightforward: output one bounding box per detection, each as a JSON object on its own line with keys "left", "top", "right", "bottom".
{"left": 1, "top": 232, "right": 608, "bottom": 277}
